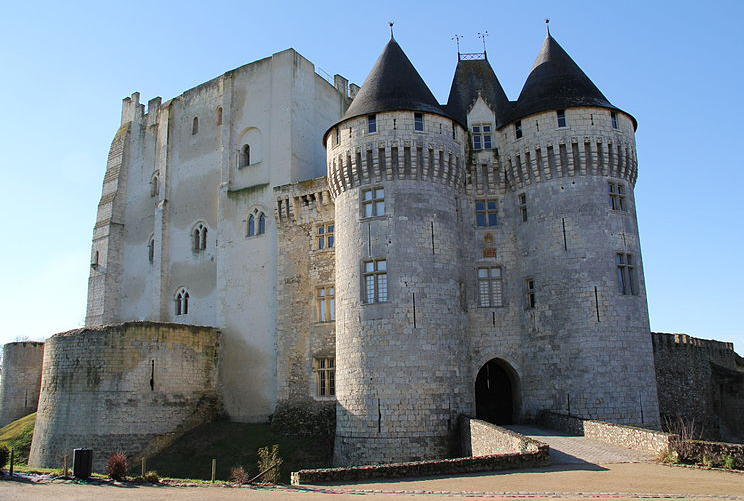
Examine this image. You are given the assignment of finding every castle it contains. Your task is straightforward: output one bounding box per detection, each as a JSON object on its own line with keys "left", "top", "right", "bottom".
{"left": 1, "top": 30, "right": 741, "bottom": 470}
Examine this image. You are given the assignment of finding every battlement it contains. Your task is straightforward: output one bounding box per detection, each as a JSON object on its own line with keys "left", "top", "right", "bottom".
{"left": 274, "top": 177, "right": 333, "bottom": 226}
{"left": 651, "top": 332, "right": 735, "bottom": 353}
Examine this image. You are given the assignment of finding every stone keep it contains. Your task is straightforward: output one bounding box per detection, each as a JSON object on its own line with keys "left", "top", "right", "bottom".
{"left": 0, "top": 341, "right": 44, "bottom": 427}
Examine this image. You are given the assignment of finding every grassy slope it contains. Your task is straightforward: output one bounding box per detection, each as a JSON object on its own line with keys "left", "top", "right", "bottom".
{"left": 147, "top": 421, "right": 331, "bottom": 483}
{"left": 0, "top": 412, "right": 36, "bottom": 464}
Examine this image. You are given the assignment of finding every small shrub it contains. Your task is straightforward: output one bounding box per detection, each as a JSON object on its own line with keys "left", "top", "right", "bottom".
{"left": 229, "top": 465, "right": 248, "bottom": 485}
{"left": 105, "top": 452, "right": 128, "bottom": 481}
{"left": 143, "top": 470, "right": 160, "bottom": 483}
{"left": 257, "top": 444, "right": 282, "bottom": 484}
{"left": 701, "top": 455, "right": 713, "bottom": 467}
{"left": 0, "top": 445, "right": 9, "bottom": 471}
{"left": 657, "top": 448, "right": 680, "bottom": 464}
{"left": 722, "top": 455, "right": 736, "bottom": 470}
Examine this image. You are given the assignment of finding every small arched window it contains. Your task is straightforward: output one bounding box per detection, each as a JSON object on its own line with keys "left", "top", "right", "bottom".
{"left": 192, "top": 117, "right": 199, "bottom": 135}
{"left": 150, "top": 172, "right": 159, "bottom": 197}
{"left": 147, "top": 235, "right": 155, "bottom": 263}
{"left": 258, "top": 213, "right": 266, "bottom": 235}
{"left": 247, "top": 214, "right": 255, "bottom": 237}
{"left": 216, "top": 107, "right": 223, "bottom": 126}
{"left": 240, "top": 144, "right": 250, "bottom": 167}
{"left": 192, "top": 223, "right": 207, "bottom": 251}
{"left": 175, "top": 288, "right": 190, "bottom": 315}
{"left": 247, "top": 208, "right": 266, "bottom": 237}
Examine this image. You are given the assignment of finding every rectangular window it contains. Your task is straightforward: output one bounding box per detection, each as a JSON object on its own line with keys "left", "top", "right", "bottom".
{"left": 609, "top": 182, "right": 627, "bottom": 211}
{"left": 518, "top": 193, "right": 527, "bottom": 222}
{"left": 515, "top": 120, "right": 523, "bottom": 139}
{"left": 363, "top": 259, "right": 388, "bottom": 303}
{"left": 367, "top": 114, "right": 377, "bottom": 134}
{"left": 616, "top": 253, "right": 638, "bottom": 295}
{"left": 611, "top": 111, "right": 618, "bottom": 129}
{"left": 525, "top": 278, "right": 536, "bottom": 308}
{"left": 362, "top": 187, "right": 385, "bottom": 217}
{"left": 471, "top": 123, "right": 493, "bottom": 149}
{"left": 317, "top": 223, "right": 334, "bottom": 249}
{"left": 478, "top": 267, "right": 503, "bottom": 307}
{"left": 316, "top": 285, "right": 335, "bottom": 322}
{"left": 475, "top": 199, "right": 498, "bottom": 227}
{"left": 335, "top": 127, "right": 340, "bottom": 146}
{"left": 472, "top": 125, "right": 482, "bottom": 150}
{"left": 557, "top": 109, "right": 567, "bottom": 128}
{"left": 414, "top": 112, "right": 424, "bottom": 131}
{"left": 313, "top": 357, "right": 335, "bottom": 396}
{"left": 483, "top": 125, "right": 492, "bottom": 149}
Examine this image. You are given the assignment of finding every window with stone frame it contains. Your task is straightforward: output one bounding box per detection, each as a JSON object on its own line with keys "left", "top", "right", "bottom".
{"left": 367, "top": 114, "right": 377, "bottom": 134}
{"left": 611, "top": 111, "right": 618, "bottom": 129}
{"left": 475, "top": 199, "right": 498, "bottom": 227}
{"left": 175, "top": 288, "right": 190, "bottom": 315}
{"left": 150, "top": 172, "right": 159, "bottom": 197}
{"left": 414, "top": 112, "right": 424, "bottom": 132}
{"left": 316, "top": 285, "right": 335, "bottom": 322}
{"left": 363, "top": 259, "right": 388, "bottom": 303}
{"left": 514, "top": 120, "right": 522, "bottom": 139}
{"left": 557, "top": 109, "right": 567, "bottom": 128}
{"left": 478, "top": 266, "right": 503, "bottom": 307}
{"left": 518, "top": 193, "right": 528, "bottom": 222}
{"left": 193, "top": 223, "right": 207, "bottom": 251}
{"left": 616, "top": 253, "right": 638, "bottom": 295}
{"left": 525, "top": 278, "right": 536, "bottom": 308}
{"left": 313, "top": 357, "right": 335, "bottom": 397}
{"left": 608, "top": 182, "right": 627, "bottom": 211}
{"left": 317, "top": 223, "right": 334, "bottom": 250}
{"left": 361, "top": 187, "right": 385, "bottom": 218}
{"left": 472, "top": 123, "right": 493, "bottom": 149}
{"left": 247, "top": 208, "right": 267, "bottom": 237}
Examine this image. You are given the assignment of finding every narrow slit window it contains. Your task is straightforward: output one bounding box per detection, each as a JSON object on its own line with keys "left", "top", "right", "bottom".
{"left": 192, "top": 117, "right": 199, "bottom": 135}
{"left": 526, "top": 278, "right": 536, "bottom": 308}
{"left": 367, "top": 114, "right": 377, "bottom": 134}
{"left": 518, "top": 193, "right": 527, "bottom": 222}
{"left": 515, "top": 120, "right": 523, "bottom": 139}
{"left": 611, "top": 111, "right": 618, "bottom": 129}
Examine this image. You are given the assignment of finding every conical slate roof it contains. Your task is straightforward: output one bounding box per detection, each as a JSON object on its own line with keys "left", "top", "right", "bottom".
{"left": 508, "top": 35, "right": 634, "bottom": 127}
{"left": 340, "top": 38, "right": 454, "bottom": 122}
{"left": 445, "top": 58, "right": 511, "bottom": 128}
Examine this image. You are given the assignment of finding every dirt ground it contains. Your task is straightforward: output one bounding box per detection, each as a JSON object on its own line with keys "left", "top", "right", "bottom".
{"left": 1, "top": 463, "right": 743, "bottom": 501}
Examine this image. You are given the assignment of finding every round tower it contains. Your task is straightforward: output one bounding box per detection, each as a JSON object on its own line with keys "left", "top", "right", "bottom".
{"left": 499, "top": 34, "right": 660, "bottom": 426}
{"left": 0, "top": 341, "right": 44, "bottom": 427}
{"left": 325, "top": 37, "right": 470, "bottom": 466}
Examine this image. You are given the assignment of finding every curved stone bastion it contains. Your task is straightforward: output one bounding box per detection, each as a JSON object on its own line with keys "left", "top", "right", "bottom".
{"left": 29, "top": 322, "right": 220, "bottom": 471}
{"left": 0, "top": 341, "right": 44, "bottom": 427}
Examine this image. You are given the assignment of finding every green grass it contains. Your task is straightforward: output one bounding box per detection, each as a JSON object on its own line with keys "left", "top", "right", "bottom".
{"left": 0, "top": 413, "right": 35, "bottom": 465}
{"left": 146, "top": 421, "right": 331, "bottom": 483}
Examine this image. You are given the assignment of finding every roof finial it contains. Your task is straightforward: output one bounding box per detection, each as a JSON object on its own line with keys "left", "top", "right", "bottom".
{"left": 452, "top": 34, "right": 462, "bottom": 59}
{"left": 477, "top": 31, "right": 489, "bottom": 60}
{"left": 389, "top": 21, "right": 395, "bottom": 39}
{"left": 545, "top": 18, "right": 551, "bottom": 37}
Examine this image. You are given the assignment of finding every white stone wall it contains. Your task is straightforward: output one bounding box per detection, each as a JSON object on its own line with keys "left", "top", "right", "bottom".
{"left": 0, "top": 342, "right": 44, "bottom": 427}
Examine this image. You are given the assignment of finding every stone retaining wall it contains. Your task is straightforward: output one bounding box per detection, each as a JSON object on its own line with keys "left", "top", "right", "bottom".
{"left": 291, "top": 447, "right": 549, "bottom": 485}
{"left": 539, "top": 411, "right": 674, "bottom": 455}
{"left": 678, "top": 440, "right": 744, "bottom": 465}
{"left": 460, "top": 416, "right": 543, "bottom": 456}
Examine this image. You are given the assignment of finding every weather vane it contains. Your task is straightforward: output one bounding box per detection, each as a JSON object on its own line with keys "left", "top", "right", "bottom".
{"left": 451, "top": 34, "right": 462, "bottom": 57}
{"left": 389, "top": 21, "right": 394, "bottom": 39}
{"left": 477, "top": 31, "right": 489, "bottom": 58}
{"left": 545, "top": 18, "right": 551, "bottom": 36}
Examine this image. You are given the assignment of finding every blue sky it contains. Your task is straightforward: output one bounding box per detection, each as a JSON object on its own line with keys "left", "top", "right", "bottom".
{"left": 0, "top": 1, "right": 742, "bottom": 354}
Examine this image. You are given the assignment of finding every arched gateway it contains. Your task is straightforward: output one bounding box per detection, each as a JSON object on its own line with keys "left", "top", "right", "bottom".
{"left": 475, "top": 359, "right": 519, "bottom": 424}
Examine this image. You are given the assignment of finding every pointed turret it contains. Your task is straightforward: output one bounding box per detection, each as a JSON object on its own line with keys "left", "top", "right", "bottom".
{"left": 340, "top": 38, "right": 453, "bottom": 122}
{"left": 445, "top": 58, "right": 511, "bottom": 128}
{"left": 509, "top": 35, "right": 634, "bottom": 127}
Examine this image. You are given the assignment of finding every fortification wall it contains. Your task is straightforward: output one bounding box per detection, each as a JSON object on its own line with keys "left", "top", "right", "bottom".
{"left": 273, "top": 177, "right": 336, "bottom": 439}
{"left": 652, "top": 332, "right": 744, "bottom": 442}
{"left": 0, "top": 341, "right": 44, "bottom": 427}
{"left": 29, "top": 322, "right": 220, "bottom": 471}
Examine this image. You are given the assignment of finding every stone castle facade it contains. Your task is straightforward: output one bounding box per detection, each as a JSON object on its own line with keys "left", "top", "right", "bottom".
{"left": 2, "top": 30, "right": 740, "bottom": 469}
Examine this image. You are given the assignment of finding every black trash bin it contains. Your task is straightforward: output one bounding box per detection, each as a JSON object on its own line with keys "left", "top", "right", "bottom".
{"left": 73, "top": 448, "right": 93, "bottom": 479}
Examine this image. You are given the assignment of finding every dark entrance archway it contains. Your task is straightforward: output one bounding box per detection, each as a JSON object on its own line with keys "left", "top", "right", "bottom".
{"left": 475, "top": 359, "right": 516, "bottom": 425}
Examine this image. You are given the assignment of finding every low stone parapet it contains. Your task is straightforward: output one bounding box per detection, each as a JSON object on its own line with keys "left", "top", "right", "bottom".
{"left": 291, "top": 447, "right": 549, "bottom": 485}
{"left": 539, "top": 411, "right": 674, "bottom": 455}
{"left": 460, "top": 415, "right": 543, "bottom": 456}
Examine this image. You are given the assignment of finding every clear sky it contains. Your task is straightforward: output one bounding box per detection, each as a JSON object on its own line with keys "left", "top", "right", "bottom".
{"left": 0, "top": 1, "right": 741, "bottom": 354}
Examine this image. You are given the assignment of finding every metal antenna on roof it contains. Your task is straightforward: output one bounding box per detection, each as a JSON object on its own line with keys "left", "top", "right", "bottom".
{"left": 477, "top": 31, "right": 489, "bottom": 60}
{"left": 452, "top": 34, "right": 462, "bottom": 60}
{"left": 545, "top": 18, "right": 551, "bottom": 36}
{"left": 389, "top": 21, "right": 395, "bottom": 39}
